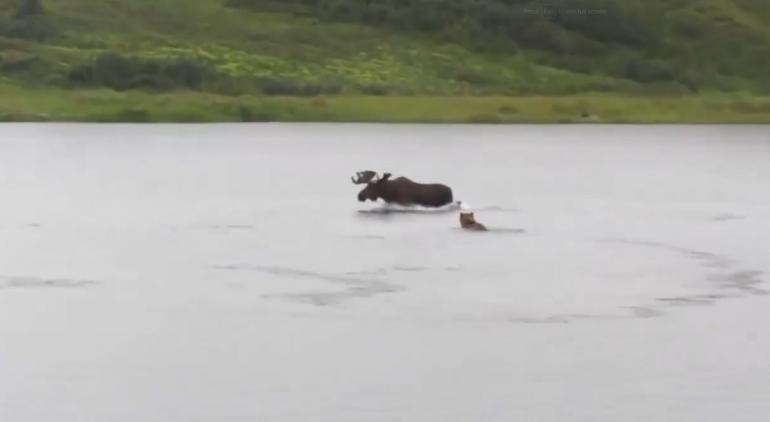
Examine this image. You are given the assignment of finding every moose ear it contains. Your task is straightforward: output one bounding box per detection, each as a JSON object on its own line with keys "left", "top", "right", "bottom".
{"left": 381, "top": 172, "right": 392, "bottom": 181}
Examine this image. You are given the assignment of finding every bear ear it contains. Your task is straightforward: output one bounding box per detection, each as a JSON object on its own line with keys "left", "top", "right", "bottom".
{"left": 381, "top": 172, "right": 392, "bottom": 181}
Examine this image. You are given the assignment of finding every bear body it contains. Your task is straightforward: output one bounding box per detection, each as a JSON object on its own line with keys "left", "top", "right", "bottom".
{"left": 460, "top": 212, "right": 487, "bottom": 231}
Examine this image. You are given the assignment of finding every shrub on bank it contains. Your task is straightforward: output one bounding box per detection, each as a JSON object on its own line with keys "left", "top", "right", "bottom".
{"left": 67, "top": 53, "right": 218, "bottom": 92}
{"left": 0, "top": 0, "right": 57, "bottom": 41}
{"left": 0, "top": 15, "right": 57, "bottom": 41}
{"left": 259, "top": 78, "right": 342, "bottom": 96}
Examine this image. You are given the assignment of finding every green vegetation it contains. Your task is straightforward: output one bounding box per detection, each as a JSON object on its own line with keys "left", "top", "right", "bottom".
{"left": 3, "top": 83, "right": 769, "bottom": 123}
{"left": 0, "top": 0, "right": 769, "bottom": 122}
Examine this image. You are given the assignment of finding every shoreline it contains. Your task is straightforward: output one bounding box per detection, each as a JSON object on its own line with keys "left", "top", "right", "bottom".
{"left": 2, "top": 87, "right": 769, "bottom": 124}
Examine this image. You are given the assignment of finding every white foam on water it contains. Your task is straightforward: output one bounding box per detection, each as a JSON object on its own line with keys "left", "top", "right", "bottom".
{"left": 358, "top": 201, "right": 461, "bottom": 214}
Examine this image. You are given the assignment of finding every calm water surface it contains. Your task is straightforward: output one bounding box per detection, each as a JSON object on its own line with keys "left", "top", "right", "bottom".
{"left": 1, "top": 123, "right": 769, "bottom": 422}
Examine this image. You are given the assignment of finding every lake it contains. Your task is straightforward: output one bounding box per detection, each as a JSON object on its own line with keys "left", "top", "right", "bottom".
{"left": 1, "top": 123, "right": 769, "bottom": 422}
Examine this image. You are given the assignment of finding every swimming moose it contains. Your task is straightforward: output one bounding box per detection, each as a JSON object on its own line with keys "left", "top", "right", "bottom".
{"left": 351, "top": 170, "right": 455, "bottom": 208}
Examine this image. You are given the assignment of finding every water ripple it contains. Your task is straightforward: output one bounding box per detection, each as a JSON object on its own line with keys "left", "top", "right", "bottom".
{"left": 212, "top": 264, "right": 404, "bottom": 306}
{"left": 0, "top": 276, "right": 99, "bottom": 290}
{"left": 712, "top": 213, "right": 745, "bottom": 222}
{"left": 593, "top": 237, "right": 767, "bottom": 316}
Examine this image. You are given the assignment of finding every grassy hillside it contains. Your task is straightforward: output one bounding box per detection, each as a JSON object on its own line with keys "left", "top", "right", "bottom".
{"left": 1, "top": 0, "right": 769, "bottom": 122}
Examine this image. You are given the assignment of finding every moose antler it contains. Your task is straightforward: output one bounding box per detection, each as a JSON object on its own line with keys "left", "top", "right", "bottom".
{"left": 351, "top": 170, "right": 380, "bottom": 184}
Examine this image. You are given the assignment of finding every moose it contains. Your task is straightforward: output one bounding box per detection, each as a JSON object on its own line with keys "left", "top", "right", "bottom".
{"left": 351, "top": 170, "right": 455, "bottom": 208}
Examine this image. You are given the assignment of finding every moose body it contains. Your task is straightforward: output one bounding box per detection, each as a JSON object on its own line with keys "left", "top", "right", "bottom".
{"left": 352, "top": 171, "right": 454, "bottom": 208}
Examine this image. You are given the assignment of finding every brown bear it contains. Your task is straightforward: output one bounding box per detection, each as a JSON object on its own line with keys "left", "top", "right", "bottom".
{"left": 459, "top": 203, "right": 487, "bottom": 231}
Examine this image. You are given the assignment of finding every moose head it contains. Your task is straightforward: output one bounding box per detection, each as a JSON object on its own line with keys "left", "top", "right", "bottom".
{"left": 351, "top": 170, "right": 392, "bottom": 202}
